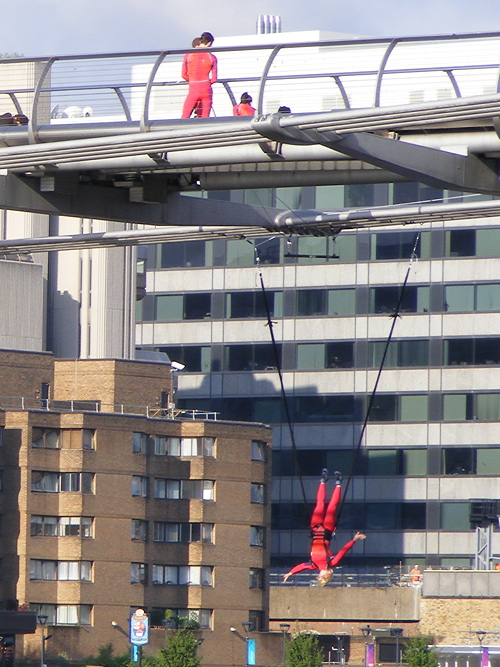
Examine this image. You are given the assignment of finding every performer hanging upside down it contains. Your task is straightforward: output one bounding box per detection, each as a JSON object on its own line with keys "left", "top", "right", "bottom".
{"left": 283, "top": 469, "right": 366, "bottom": 586}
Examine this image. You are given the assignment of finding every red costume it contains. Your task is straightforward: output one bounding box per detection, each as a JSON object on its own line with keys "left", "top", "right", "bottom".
{"left": 233, "top": 102, "right": 256, "bottom": 116}
{"left": 181, "top": 50, "right": 218, "bottom": 119}
{"left": 284, "top": 480, "right": 357, "bottom": 577}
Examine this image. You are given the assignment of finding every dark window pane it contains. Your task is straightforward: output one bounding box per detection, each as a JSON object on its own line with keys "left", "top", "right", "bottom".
{"left": 226, "top": 345, "right": 254, "bottom": 371}
{"left": 294, "top": 395, "right": 356, "bottom": 422}
{"left": 184, "top": 294, "right": 211, "bottom": 320}
{"left": 366, "top": 503, "right": 397, "bottom": 529}
{"left": 401, "top": 503, "right": 426, "bottom": 529}
{"left": 445, "top": 339, "right": 473, "bottom": 366}
{"left": 326, "top": 342, "right": 354, "bottom": 368}
{"left": 442, "top": 448, "right": 475, "bottom": 475}
{"left": 447, "top": 229, "right": 476, "bottom": 257}
{"left": 369, "top": 395, "right": 397, "bottom": 421}
{"left": 254, "top": 344, "right": 280, "bottom": 371}
{"left": 475, "top": 338, "right": 500, "bottom": 365}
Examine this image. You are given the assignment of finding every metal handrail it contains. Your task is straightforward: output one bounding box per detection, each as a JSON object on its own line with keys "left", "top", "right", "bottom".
{"left": 0, "top": 31, "right": 499, "bottom": 132}
{"left": 0, "top": 395, "right": 217, "bottom": 420}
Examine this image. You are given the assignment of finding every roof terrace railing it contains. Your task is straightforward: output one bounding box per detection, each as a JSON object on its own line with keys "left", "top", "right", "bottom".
{"left": 1, "top": 32, "right": 500, "bottom": 142}
{"left": 0, "top": 395, "right": 218, "bottom": 420}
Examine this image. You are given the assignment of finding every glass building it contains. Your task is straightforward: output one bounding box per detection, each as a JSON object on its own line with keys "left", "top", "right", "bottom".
{"left": 136, "top": 178, "right": 500, "bottom": 573}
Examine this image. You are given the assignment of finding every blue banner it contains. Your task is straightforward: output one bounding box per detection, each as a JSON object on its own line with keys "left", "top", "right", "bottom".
{"left": 247, "top": 638, "right": 256, "bottom": 666}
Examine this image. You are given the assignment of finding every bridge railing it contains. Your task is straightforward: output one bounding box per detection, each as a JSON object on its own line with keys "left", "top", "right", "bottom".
{"left": 0, "top": 32, "right": 500, "bottom": 138}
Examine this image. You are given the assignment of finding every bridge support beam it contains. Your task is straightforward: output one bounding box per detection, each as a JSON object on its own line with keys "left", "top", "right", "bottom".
{"left": 0, "top": 173, "right": 281, "bottom": 227}
{"left": 326, "top": 131, "right": 500, "bottom": 196}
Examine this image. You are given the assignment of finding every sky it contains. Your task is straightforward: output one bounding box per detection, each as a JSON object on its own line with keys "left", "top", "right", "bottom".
{"left": 4, "top": 0, "right": 500, "bottom": 58}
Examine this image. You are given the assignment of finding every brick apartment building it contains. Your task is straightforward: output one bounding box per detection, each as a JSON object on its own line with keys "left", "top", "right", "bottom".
{"left": 0, "top": 350, "right": 271, "bottom": 664}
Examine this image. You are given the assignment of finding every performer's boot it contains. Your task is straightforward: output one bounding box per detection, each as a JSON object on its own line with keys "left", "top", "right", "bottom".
{"left": 334, "top": 471, "right": 343, "bottom": 485}
{"left": 321, "top": 468, "right": 328, "bottom": 483}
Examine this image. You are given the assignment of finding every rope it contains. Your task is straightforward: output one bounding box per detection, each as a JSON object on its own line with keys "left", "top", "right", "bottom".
{"left": 254, "top": 248, "right": 311, "bottom": 521}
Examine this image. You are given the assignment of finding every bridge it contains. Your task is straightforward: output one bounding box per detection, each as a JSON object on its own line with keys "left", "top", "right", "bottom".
{"left": 2, "top": 31, "right": 500, "bottom": 250}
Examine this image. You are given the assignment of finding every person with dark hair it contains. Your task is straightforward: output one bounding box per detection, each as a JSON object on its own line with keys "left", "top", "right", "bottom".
{"left": 283, "top": 469, "right": 366, "bottom": 586}
{"left": 233, "top": 92, "right": 256, "bottom": 116}
{"left": 181, "top": 32, "right": 217, "bottom": 119}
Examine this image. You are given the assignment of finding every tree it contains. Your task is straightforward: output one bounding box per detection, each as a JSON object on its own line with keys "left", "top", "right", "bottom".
{"left": 83, "top": 643, "right": 132, "bottom": 667}
{"left": 155, "top": 628, "right": 201, "bottom": 667}
{"left": 286, "top": 632, "right": 324, "bottom": 667}
{"left": 403, "top": 636, "right": 438, "bottom": 667}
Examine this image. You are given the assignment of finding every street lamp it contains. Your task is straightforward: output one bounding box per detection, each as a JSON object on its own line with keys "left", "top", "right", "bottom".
{"left": 391, "top": 628, "right": 404, "bottom": 667}
{"left": 476, "top": 631, "right": 489, "bottom": 667}
{"left": 38, "top": 615, "right": 48, "bottom": 667}
{"left": 361, "top": 626, "right": 373, "bottom": 667}
{"left": 279, "top": 623, "right": 291, "bottom": 665}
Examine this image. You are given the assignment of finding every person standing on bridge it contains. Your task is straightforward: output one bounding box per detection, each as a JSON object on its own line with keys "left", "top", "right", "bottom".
{"left": 181, "top": 32, "right": 218, "bottom": 119}
{"left": 282, "top": 469, "right": 366, "bottom": 586}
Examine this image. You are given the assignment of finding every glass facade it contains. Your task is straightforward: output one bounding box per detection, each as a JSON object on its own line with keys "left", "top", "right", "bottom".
{"left": 136, "top": 182, "right": 500, "bottom": 571}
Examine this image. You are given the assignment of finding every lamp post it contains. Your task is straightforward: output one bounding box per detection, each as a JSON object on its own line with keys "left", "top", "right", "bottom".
{"left": 476, "top": 631, "right": 489, "bottom": 667}
{"left": 391, "top": 628, "right": 404, "bottom": 667}
{"left": 242, "top": 622, "right": 254, "bottom": 667}
{"left": 361, "top": 625, "right": 373, "bottom": 667}
{"left": 279, "top": 623, "right": 291, "bottom": 665}
{"left": 38, "top": 615, "right": 48, "bottom": 667}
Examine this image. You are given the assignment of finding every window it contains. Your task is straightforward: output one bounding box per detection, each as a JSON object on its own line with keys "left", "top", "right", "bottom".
{"left": 30, "top": 604, "right": 91, "bottom": 626}
{"left": 30, "top": 516, "right": 93, "bottom": 538}
{"left": 445, "top": 338, "right": 500, "bottom": 366}
{"left": 226, "top": 291, "right": 282, "bottom": 319}
{"left": 225, "top": 344, "right": 281, "bottom": 371}
{"left": 31, "top": 472, "right": 94, "bottom": 493}
{"left": 172, "top": 609, "right": 212, "bottom": 629}
{"left": 445, "top": 229, "right": 476, "bottom": 257}
{"left": 154, "top": 479, "right": 214, "bottom": 500}
{"left": 159, "top": 437, "right": 215, "bottom": 457}
{"left": 297, "top": 290, "right": 327, "bottom": 316}
{"left": 368, "top": 395, "right": 428, "bottom": 422}
{"left": 251, "top": 483, "right": 265, "bottom": 504}
{"left": 155, "top": 293, "right": 211, "bottom": 321}
{"left": 152, "top": 565, "right": 213, "bottom": 586}
{"left": 370, "top": 286, "right": 429, "bottom": 314}
{"left": 250, "top": 525, "right": 265, "bottom": 547}
{"left": 249, "top": 610, "right": 264, "bottom": 632}
{"left": 131, "top": 519, "right": 148, "bottom": 541}
{"left": 440, "top": 502, "right": 470, "bottom": 531}
{"left": 152, "top": 345, "right": 211, "bottom": 373}
{"left": 372, "top": 231, "right": 430, "bottom": 261}
{"left": 30, "top": 560, "right": 92, "bottom": 581}
{"left": 153, "top": 522, "right": 213, "bottom": 543}
{"left": 297, "top": 342, "right": 354, "bottom": 370}
{"left": 251, "top": 440, "right": 267, "bottom": 462}
{"left": 133, "top": 432, "right": 148, "bottom": 454}
{"left": 442, "top": 448, "right": 476, "bottom": 475}
{"left": 443, "top": 393, "right": 500, "bottom": 421}
{"left": 369, "top": 340, "right": 429, "bottom": 368}
{"left": 159, "top": 240, "right": 210, "bottom": 268}
{"left": 60, "top": 429, "right": 94, "bottom": 449}
{"left": 132, "top": 476, "right": 148, "bottom": 498}
{"left": 328, "top": 289, "right": 356, "bottom": 316}
{"left": 249, "top": 568, "right": 264, "bottom": 589}
{"left": 130, "top": 563, "right": 147, "bottom": 584}
{"left": 32, "top": 428, "right": 59, "bottom": 449}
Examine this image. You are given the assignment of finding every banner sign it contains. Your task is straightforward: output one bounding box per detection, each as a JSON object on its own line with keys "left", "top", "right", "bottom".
{"left": 129, "top": 609, "right": 149, "bottom": 646}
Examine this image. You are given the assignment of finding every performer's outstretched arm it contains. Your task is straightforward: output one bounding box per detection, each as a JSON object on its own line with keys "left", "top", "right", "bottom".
{"left": 283, "top": 561, "right": 316, "bottom": 582}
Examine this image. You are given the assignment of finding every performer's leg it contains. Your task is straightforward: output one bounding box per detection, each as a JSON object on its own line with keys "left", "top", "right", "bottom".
{"left": 182, "top": 88, "right": 198, "bottom": 118}
{"left": 323, "top": 480, "right": 342, "bottom": 533}
{"left": 310, "top": 473, "right": 327, "bottom": 528}
{"left": 198, "top": 86, "right": 213, "bottom": 118}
